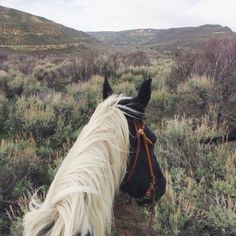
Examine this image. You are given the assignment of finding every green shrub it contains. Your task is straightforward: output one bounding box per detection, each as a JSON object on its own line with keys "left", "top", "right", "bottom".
{"left": 176, "top": 75, "right": 215, "bottom": 117}
{"left": 149, "top": 57, "right": 174, "bottom": 90}
{"left": 1, "top": 50, "right": 236, "bottom": 236}
{"left": 0, "top": 139, "right": 51, "bottom": 235}
{"left": 67, "top": 76, "right": 102, "bottom": 121}
{"left": 208, "top": 205, "right": 236, "bottom": 235}
{"left": 148, "top": 87, "right": 175, "bottom": 123}
{"left": 0, "top": 93, "right": 8, "bottom": 133}
{"left": 23, "top": 76, "right": 49, "bottom": 97}
{"left": 33, "top": 61, "right": 72, "bottom": 90}
{"left": 36, "top": 146, "right": 53, "bottom": 159}
{"left": 8, "top": 96, "right": 56, "bottom": 144}
{"left": 49, "top": 121, "right": 73, "bottom": 148}
{"left": 0, "top": 71, "right": 25, "bottom": 98}
{"left": 167, "top": 38, "right": 236, "bottom": 123}
{"left": 154, "top": 171, "right": 206, "bottom": 236}
{"left": 155, "top": 116, "right": 236, "bottom": 235}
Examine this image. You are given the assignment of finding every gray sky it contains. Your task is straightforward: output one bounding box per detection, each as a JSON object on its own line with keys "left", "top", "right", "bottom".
{"left": 1, "top": 0, "right": 236, "bottom": 32}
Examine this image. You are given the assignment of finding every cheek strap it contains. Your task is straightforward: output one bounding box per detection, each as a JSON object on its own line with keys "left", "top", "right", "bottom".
{"left": 122, "top": 121, "right": 157, "bottom": 207}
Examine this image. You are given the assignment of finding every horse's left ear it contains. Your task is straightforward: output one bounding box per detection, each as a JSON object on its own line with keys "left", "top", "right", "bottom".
{"left": 135, "top": 78, "right": 152, "bottom": 107}
{"left": 103, "top": 76, "right": 113, "bottom": 100}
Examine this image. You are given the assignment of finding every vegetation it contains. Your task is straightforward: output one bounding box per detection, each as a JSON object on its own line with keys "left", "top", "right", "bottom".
{"left": 88, "top": 25, "right": 234, "bottom": 50}
{"left": 0, "top": 38, "right": 236, "bottom": 236}
{"left": 0, "top": 6, "right": 99, "bottom": 48}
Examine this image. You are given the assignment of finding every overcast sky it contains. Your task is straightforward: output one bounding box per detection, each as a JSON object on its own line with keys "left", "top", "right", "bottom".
{"left": 1, "top": 0, "right": 236, "bottom": 32}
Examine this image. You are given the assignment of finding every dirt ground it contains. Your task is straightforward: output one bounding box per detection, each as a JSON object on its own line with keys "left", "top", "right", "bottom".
{"left": 113, "top": 193, "right": 155, "bottom": 236}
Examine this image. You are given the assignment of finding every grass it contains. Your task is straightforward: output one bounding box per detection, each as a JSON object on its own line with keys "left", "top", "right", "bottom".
{"left": 0, "top": 40, "right": 236, "bottom": 235}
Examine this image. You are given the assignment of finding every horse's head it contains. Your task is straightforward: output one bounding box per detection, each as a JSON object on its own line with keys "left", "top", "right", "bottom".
{"left": 23, "top": 77, "right": 167, "bottom": 236}
{"left": 103, "top": 78, "right": 166, "bottom": 207}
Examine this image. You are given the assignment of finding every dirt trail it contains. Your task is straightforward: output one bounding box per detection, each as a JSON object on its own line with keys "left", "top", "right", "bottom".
{"left": 113, "top": 193, "right": 153, "bottom": 236}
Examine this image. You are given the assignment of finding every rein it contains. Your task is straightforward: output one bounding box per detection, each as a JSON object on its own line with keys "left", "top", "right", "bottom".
{"left": 123, "top": 121, "right": 157, "bottom": 204}
{"left": 117, "top": 121, "right": 157, "bottom": 235}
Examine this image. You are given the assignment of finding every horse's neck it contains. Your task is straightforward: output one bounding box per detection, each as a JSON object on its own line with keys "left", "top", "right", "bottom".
{"left": 24, "top": 99, "right": 130, "bottom": 236}
{"left": 45, "top": 139, "right": 123, "bottom": 236}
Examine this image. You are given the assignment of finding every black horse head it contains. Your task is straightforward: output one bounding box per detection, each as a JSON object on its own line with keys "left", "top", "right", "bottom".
{"left": 103, "top": 77, "right": 166, "bottom": 206}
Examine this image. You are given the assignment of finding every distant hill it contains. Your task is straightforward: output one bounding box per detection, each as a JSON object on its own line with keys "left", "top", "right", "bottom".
{"left": 0, "top": 5, "right": 102, "bottom": 53}
{"left": 1, "top": 5, "right": 235, "bottom": 54}
{"left": 87, "top": 25, "right": 235, "bottom": 50}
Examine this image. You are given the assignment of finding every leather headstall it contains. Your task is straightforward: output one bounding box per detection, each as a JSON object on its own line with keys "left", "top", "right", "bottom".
{"left": 123, "top": 121, "right": 157, "bottom": 208}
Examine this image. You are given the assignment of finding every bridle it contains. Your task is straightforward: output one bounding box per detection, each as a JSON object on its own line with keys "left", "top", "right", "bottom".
{"left": 122, "top": 121, "right": 157, "bottom": 207}
{"left": 115, "top": 121, "right": 159, "bottom": 235}
{"left": 118, "top": 121, "right": 158, "bottom": 235}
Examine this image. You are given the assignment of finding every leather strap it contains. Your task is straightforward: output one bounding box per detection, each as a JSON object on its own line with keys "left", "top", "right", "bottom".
{"left": 122, "top": 122, "right": 141, "bottom": 185}
{"left": 122, "top": 121, "right": 156, "bottom": 195}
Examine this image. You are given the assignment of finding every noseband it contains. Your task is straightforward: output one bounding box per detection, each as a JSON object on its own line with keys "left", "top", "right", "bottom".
{"left": 122, "top": 121, "right": 157, "bottom": 206}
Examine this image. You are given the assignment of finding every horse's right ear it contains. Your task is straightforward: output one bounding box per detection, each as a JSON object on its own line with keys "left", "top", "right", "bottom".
{"left": 103, "top": 76, "right": 113, "bottom": 100}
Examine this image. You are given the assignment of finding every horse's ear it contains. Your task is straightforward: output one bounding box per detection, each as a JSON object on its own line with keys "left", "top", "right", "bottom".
{"left": 103, "top": 76, "right": 113, "bottom": 100}
{"left": 135, "top": 78, "right": 152, "bottom": 107}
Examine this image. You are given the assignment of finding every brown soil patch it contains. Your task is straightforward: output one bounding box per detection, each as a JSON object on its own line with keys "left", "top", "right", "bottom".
{"left": 113, "top": 193, "right": 154, "bottom": 236}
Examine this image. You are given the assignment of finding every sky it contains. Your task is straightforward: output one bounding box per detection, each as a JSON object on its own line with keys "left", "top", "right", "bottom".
{"left": 1, "top": 0, "right": 236, "bottom": 32}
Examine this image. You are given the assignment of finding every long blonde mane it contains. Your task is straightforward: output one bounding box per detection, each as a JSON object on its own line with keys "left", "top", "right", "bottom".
{"left": 23, "top": 95, "right": 133, "bottom": 236}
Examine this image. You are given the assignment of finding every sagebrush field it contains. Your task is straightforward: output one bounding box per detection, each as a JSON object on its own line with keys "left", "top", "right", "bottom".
{"left": 0, "top": 38, "right": 236, "bottom": 236}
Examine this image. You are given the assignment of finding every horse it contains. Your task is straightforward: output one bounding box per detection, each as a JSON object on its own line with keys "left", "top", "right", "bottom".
{"left": 23, "top": 78, "right": 166, "bottom": 236}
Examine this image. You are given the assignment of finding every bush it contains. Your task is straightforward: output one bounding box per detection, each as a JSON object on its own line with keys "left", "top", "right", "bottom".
{"left": 0, "top": 93, "right": 8, "bottom": 133}
{"left": 7, "top": 96, "right": 56, "bottom": 144}
{"left": 23, "top": 77, "right": 49, "bottom": 97}
{"left": 33, "top": 61, "right": 72, "bottom": 90}
{"left": 167, "top": 38, "right": 236, "bottom": 125}
{"left": 0, "top": 48, "right": 236, "bottom": 235}
{"left": 176, "top": 75, "right": 215, "bottom": 116}
{"left": 67, "top": 75, "right": 103, "bottom": 121}
{"left": 0, "top": 71, "right": 25, "bottom": 98}
{"left": 122, "top": 51, "right": 150, "bottom": 67}
{"left": 148, "top": 87, "right": 175, "bottom": 123}
{"left": 208, "top": 204, "right": 236, "bottom": 235}
{"left": 69, "top": 56, "right": 102, "bottom": 82}
{"left": 0, "top": 139, "right": 50, "bottom": 235}
{"left": 154, "top": 116, "right": 236, "bottom": 235}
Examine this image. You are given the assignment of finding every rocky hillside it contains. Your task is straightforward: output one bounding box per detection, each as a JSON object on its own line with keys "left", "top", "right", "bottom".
{"left": 0, "top": 5, "right": 235, "bottom": 54}
{"left": 88, "top": 24, "right": 235, "bottom": 49}
{"left": 0, "top": 5, "right": 102, "bottom": 52}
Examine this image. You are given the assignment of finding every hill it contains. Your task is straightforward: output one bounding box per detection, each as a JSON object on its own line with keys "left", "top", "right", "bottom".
{"left": 1, "top": 5, "right": 235, "bottom": 54}
{"left": 0, "top": 5, "right": 102, "bottom": 53}
{"left": 87, "top": 25, "right": 235, "bottom": 50}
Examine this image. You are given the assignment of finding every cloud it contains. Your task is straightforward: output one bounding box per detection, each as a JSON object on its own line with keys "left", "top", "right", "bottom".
{"left": 1, "top": 0, "right": 236, "bottom": 31}
{"left": 68, "top": 0, "right": 236, "bottom": 31}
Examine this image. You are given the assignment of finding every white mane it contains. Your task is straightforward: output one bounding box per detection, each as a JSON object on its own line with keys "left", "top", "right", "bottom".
{"left": 23, "top": 95, "right": 133, "bottom": 236}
